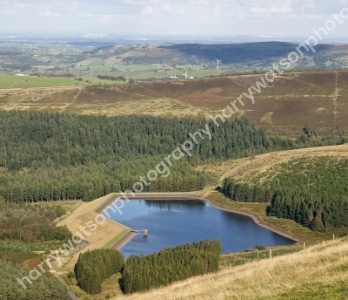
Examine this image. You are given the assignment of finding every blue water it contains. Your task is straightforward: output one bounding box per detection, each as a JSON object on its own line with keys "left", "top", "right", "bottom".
{"left": 106, "top": 200, "right": 294, "bottom": 258}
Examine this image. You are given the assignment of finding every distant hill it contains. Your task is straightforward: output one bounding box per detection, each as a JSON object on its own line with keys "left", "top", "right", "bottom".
{"left": 2, "top": 41, "right": 348, "bottom": 79}
{"left": 98, "top": 42, "right": 348, "bottom": 69}
{"left": 160, "top": 42, "right": 331, "bottom": 64}
{"left": 108, "top": 41, "right": 348, "bottom": 69}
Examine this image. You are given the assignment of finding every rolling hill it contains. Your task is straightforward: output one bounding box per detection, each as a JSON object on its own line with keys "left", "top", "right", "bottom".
{"left": 196, "top": 143, "right": 348, "bottom": 185}
{"left": 1, "top": 70, "right": 348, "bottom": 133}
{"left": 111, "top": 237, "right": 348, "bottom": 300}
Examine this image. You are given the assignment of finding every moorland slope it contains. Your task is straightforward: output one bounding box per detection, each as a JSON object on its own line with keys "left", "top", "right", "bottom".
{"left": 1, "top": 71, "right": 347, "bottom": 132}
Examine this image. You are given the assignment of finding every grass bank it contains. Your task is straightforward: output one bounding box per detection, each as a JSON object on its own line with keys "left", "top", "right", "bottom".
{"left": 207, "top": 191, "right": 348, "bottom": 246}
{"left": 57, "top": 194, "right": 128, "bottom": 267}
{"left": 104, "top": 229, "right": 130, "bottom": 249}
{"left": 111, "top": 237, "right": 348, "bottom": 300}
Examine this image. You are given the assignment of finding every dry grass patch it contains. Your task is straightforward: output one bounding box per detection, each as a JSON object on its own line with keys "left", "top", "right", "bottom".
{"left": 62, "top": 273, "right": 123, "bottom": 300}
{"left": 111, "top": 238, "right": 348, "bottom": 300}
{"left": 57, "top": 194, "right": 128, "bottom": 266}
{"left": 197, "top": 144, "right": 348, "bottom": 184}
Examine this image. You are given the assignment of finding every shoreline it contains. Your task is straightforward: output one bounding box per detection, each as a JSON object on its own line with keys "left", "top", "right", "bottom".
{"left": 109, "top": 231, "right": 138, "bottom": 250}
{"left": 96, "top": 193, "right": 302, "bottom": 250}
{"left": 202, "top": 197, "right": 302, "bottom": 243}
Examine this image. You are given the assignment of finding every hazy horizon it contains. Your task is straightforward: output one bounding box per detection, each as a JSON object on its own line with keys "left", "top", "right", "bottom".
{"left": 1, "top": 0, "right": 348, "bottom": 41}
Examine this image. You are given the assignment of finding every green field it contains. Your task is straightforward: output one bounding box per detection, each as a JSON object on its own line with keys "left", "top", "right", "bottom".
{"left": 0, "top": 75, "right": 123, "bottom": 89}
{"left": 0, "top": 75, "right": 79, "bottom": 88}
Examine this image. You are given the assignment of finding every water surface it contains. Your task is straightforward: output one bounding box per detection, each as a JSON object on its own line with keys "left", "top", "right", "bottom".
{"left": 106, "top": 200, "right": 293, "bottom": 258}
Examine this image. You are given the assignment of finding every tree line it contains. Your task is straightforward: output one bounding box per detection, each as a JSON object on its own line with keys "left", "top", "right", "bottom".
{"left": 0, "top": 110, "right": 345, "bottom": 203}
{"left": 97, "top": 75, "right": 126, "bottom": 81}
{"left": 221, "top": 177, "right": 271, "bottom": 203}
{"left": 120, "top": 239, "right": 221, "bottom": 294}
{"left": 0, "top": 112, "right": 271, "bottom": 203}
{"left": 74, "top": 249, "right": 125, "bottom": 294}
{"left": 0, "top": 203, "right": 71, "bottom": 243}
{"left": 221, "top": 157, "right": 348, "bottom": 230}
{"left": 1, "top": 158, "right": 207, "bottom": 202}
{"left": 0, "top": 111, "right": 274, "bottom": 170}
{"left": 0, "top": 259, "right": 70, "bottom": 300}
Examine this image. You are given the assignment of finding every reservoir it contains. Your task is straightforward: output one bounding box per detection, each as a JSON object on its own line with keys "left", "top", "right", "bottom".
{"left": 106, "top": 200, "right": 294, "bottom": 258}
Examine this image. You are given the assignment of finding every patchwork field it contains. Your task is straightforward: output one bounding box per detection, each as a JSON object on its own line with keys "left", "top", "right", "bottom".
{"left": 0, "top": 74, "right": 122, "bottom": 89}
{"left": 0, "top": 71, "right": 347, "bottom": 132}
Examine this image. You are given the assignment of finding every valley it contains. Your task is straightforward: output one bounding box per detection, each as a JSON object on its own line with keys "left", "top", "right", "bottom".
{"left": 1, "top": 41, "right": 348, "bottom": 300}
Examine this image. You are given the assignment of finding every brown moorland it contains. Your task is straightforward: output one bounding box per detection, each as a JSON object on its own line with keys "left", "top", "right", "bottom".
{"left": 0, "top": 71, "right": 347, "bottom": 132}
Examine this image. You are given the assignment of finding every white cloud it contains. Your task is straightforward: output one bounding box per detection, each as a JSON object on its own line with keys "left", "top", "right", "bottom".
{"left": 302, "top": 13, "right": 325, "bottom": 20}
{"left": 95, "top": 14, "right": 114, "bottom": 24}
{"left": 142, "top": 5, "right": 154, "bottom": 15}
{"left": 0, "top": 0, "right": 347, "bottom": 37}
{"left": 188, "top": 0, "right": 209, "bottom": 6}
{"left": 302, "top": 0, "right": 315, "bottom": 9}
{"left": 125, "top": 0, "right": 149, "bottom": 5}
{"left": 39, "top": 9, "right": 61, "bottom": 18}
{"left": 249, "top": 2, "right": 293, "bottom": 15}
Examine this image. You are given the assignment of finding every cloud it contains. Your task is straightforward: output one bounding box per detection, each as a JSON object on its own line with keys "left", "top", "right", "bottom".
{"left": 249, "top": 1, "right": 293, "bottom": 15}
{"left": 301, "top": 0, "right": 315, "bottom": 9}
{"left": 125, "top": 0, "right": 150, "bottom": 5}
{"left": 39, "top": 9, "right": 61, "bottom": 18}
{"left": 0, "top": 0, "right": 347, "bottom": 37}
{"left": 188, "top": 0, "right": 209, "bottom": 6}
{"left": 3, "top": 9, "right": 17, "bottom": 16}
{"left": 161, "top": 4, "right": 185, "bottom": 15}
{"left": 141, "top": 5, "right": 154, "bottom": 15}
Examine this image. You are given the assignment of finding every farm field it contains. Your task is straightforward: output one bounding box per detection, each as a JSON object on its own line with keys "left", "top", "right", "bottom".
{"left": 3, "top": 41, "right": 348, "bottom": 88}
{"left": 0, "top": 75, "right": 81, "bottom": 88}
{"left": 0, "top": 74, "right": 119, "bottom": 89}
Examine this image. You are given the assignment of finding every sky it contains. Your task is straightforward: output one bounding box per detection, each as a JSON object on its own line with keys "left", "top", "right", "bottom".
{"left": 1, "top": 0, "right": 348, "bottom": 38}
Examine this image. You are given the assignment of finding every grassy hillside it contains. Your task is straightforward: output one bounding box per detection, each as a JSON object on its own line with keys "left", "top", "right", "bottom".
{"left": 111, "top": 238, "right": 348, "bottom": 300}
{"left": 196, "top": 144, "right": 348, "bottom": 243}
{"left": 1, "top": 71, "right": 348, "bottom": 132}
{"left": 197, "top": 144, "right": 348, "bottom": 184}
{"left": 220, "top": 156, "right": 348, "bottom": 231}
